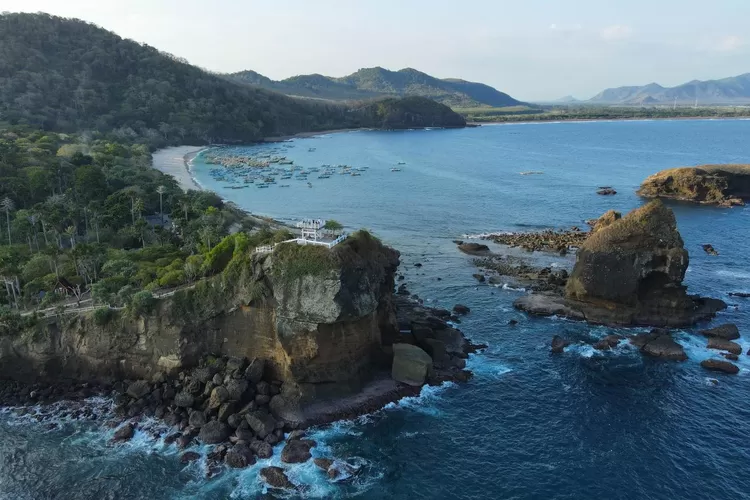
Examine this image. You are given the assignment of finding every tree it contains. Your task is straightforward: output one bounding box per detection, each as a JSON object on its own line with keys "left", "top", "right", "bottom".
{"left": 323, "top": 219, "right": 344, "bottom": 236}
{"left": 74, "top": 164, "right": 107, "bottom": 204}
{"left": 0, "top": 197, "right": 15, "bottom": 245}
{"left": 156, "top": 185, "right": 166, "bottom": 225}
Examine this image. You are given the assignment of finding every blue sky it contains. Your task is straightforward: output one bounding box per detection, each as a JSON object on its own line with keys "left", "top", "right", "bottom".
{"left": 4, "top": 0, "right": 749, "bottom": 101}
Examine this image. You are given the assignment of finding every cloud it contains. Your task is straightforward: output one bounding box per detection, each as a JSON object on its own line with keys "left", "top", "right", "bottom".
{"left": 600, "top": 25, "right": 633, "bottom": 41}
{"left": 715, "top": 35, "right": 743, "bottom": 52}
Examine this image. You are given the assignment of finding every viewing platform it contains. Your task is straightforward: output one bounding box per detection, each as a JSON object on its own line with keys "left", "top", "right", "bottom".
{"left": 254, "top": 218, "right": 348, "bottom": 254}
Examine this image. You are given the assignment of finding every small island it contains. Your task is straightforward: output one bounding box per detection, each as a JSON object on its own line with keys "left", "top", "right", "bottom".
{"left": 637, "top": 164, "right": 750, "bottom": 207}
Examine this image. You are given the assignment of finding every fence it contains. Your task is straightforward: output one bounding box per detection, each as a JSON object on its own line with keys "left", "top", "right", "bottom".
{"left": 254, "top": 232, "right": 348, "bottom": 254}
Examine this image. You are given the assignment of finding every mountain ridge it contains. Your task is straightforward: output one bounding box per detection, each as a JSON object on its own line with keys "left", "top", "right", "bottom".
{"left": 589, "top": 73, "right": 750, "bottom": 104}
{"left": 227, "top": 67, "right": 523, "bottom": 108}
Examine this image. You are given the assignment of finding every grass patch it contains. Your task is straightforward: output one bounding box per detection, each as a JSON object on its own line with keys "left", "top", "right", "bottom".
{"left": 272, "top": 243, "right": 337, "bottom": 282}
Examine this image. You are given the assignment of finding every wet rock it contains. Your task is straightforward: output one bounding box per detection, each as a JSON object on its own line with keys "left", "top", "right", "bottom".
{"left": 632, "top": 331, "right": 687, "bottom": 361}
{"left": 174, "top": 391, "right": 194, "bottom": 408}
{"left": 472, "top": 273, "right": 486, "bottom": 283}
{"left": 723, "top": 353, "right": 739, "bottom": 361}
{"left": 176, "top": 434, "right": 193, "bottom": 449}
{"left": 255, "top": 441, "right": 273, "bottom": 459}
{"left": 706, "top": 337, "right": 742, "bottom": 355}
{"left": 287, "top": 430, "right": 306, "bottom": 441}
{"left": 217, "top": 402, "right": 236, "bottom": 422}
{"left": 700, "top": 359, "right": 739, "bottom": 374}
{"left": 314, "top": 458, "right": 334, "bottom": 471}
{"left": 699, "top": 323, "right": 740, "bottom": 340}
{"left": 235, "top": 427, "right": 254, "bottom": 442}
{"left": 596, "top": 187, "right": 617, "bottom": 195}
{"left": 126, "top": 380, "right": 151, "bottom": 399}
{"left": 702, "top": 244, "right": 719, "bottom": 256}
{"left": 551, "top": 335, "right": 570, "bottom": 354}
{"left": 508, "top": 319, "right": 518, "bottom": 326}
{"left": 225, "top": 443, "right": 256, "bottom": 468}
{"left": 281, "top": 439, "right": 315, "bottom": 463}
{"left": 260, "top": 466, "right": 293, "bottom": 489}
{"left": 180, "top": 451, "right": 200, "bottom": 464}
{"left": 452, "top": 304, "right": 470, "bottom": 315}
{"left": 199, "top": 420, "right": 230, "bottom": 444}
{"left": 729, "top": 292, "right": 750, "bottom": 298}
{"left": 593, "top": 334, "right": 623, "bottom": 351}
{"left": 458, "top": 242, "right": 490, "bottom": 255}
{"left": 392, "top": 343, "right": 433, "bottom": 386}
{"left": 113, "top": 423, "right": 134, "bottom": 442}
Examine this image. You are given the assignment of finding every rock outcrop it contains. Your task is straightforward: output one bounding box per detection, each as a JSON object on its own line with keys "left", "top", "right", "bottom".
{"left": 514, "top": 202, "right": 726, "bottom": 327}
{"left": 637, "top": 164, "right": 750, "bottom": 206}
{"left": 391, "top": 344, "right": 433, "bottom": 386}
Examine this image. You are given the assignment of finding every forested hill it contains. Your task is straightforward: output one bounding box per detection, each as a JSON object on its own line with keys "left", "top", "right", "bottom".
{"left": 228, "top": 67, "right": 523, "bottom": 108}
{"left": 0, "top": 13, "right": 355, "bottom": 146}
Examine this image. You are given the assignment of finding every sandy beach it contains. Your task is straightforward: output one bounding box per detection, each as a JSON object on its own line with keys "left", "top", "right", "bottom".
{"left": 151, "top": 145, "right": 206, "bottom": 192}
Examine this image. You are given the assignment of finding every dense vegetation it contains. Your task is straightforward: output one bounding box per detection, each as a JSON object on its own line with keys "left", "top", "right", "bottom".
{"left": 361, "top": 97, "right": 466, "bottom": 129}
{"left": 0, "top": 13, "right": 357, "bottom": 147}
{"left": 228, "top": 67, "right": 522, "bottom": 108}
{"left": 459, "top": 105, "right": 750, "bottom": 123}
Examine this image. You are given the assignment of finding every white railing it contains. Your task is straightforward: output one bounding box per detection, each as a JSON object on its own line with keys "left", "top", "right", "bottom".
{"left": 253, "top": 232, "right": 348, "bottom": 254}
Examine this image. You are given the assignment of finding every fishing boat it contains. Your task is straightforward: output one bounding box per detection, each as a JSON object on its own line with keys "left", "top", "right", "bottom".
{"left": 391, "top": 168, "right": 401, "bottom": 172}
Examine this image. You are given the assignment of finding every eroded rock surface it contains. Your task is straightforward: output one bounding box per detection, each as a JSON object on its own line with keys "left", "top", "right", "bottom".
{"left": 637, "top": 164, "right": 750, "bottom": 206}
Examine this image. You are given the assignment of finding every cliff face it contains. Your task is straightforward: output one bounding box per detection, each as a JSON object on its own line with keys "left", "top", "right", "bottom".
{"left": 637, "top": 165, "right": 750, "bottom": 206}
{"left": 0, "top": 233, "right": 400, "bottom": 403}
{"left": 515, "top": 201, "right": 726, "bottom": 326}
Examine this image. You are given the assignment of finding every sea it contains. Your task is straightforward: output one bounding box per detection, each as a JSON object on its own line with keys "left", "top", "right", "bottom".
{"left": 2, "top": 120, "right": 750, "bottom": 499}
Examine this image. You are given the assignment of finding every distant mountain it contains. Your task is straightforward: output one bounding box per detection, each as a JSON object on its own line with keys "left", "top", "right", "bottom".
{"left": 589, "top": 73, "right": 750, "bottom": 105}
{"left": 556, "top": 95, "right": 580, "bottom": 103}
{"left": 227, "top": 67, "right": 523, "bottom": 108}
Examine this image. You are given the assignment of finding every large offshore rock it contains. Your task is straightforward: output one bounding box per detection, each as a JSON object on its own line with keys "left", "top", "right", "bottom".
{"left": 391, "top": 343, "right": 433, "bottom": 386}
{"left": 516, "top": 201, "right": 725, "bottom": 327}
{"left": 637, "top": 165, "right": 750, "bottom": 206}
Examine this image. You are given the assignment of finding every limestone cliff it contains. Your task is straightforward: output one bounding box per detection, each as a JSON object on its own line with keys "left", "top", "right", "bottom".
{"left": 637, "top": 164, "right": 750, "bottom": 206}
{"left": 515, "top": 201, "right": 726, "bottom": 326}
{"left": 0, "top": 232, "right": 400, "bottom": 404}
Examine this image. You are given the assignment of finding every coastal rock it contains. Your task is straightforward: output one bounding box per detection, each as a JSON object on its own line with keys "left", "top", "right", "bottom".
{"left": 112, "top": 423, "right": 135, "bottom": 442}
{"left": 593, "top": 334, "right": 623, "bottom": 351}
{"left": 631, "top": 330, "right": 687, "bottom": 361}
{"left": 472, "top": 273, "right": 486, "bottom": 283}
{"left": 246, "top": 411, "right": 276, "bottom": 439}
{"left": 225, "top": 444, "right": 256, "bottom": 468}
{"left": 700, "top": 324, "right": 740, "bottom": 340}
{"left": 244, "top": 358, "right": 264, "bottom": 384}
{"left": 174, "top": 391, "right": 194, "bottom": 408}
{"left": 126, "top": 380, "right": 151, "bottom": 399}
{"left": 587, "top": 210, "right": 621, "bottom": 233}
{"left": 314, "top": 458, "right": 334, "bottom": 471}
{"left": 179, "top": 451, "right": 200, "bottom": 464}
{"left": 515, "top": 201, "right": 728, "bottom": 327}
{"left": 597, "top": 187, "right": 617, "bottom": 195}
{"left": 551, "top": 336, "right": 569, "bottom": 354}
{"left": 281, "top": 439, "right": 315, "bottom": 464}
{"left": 702, "top": 244, "right": 718, "bottom": 256}
{"left": 700, "top": 359, "right": 740, "bottom": 374}
{"left": 260, "top": 466, "right": 294, "bottom": 489}
{"left": 208, "top": 386, "right": 230, "bottom": 409}
{"left": 254, "top": 441, "right": 273, "bottom": 459}
{"left": 706, "top": 338, "right": 742, "bottom": 355}
{"left": 452, "top": 304, "right": 470, "bottom": 315}
{"left": 391, "top": 343, "right": 433, "bottom": 386}
{"left": 729, "top": 292, "right": 750, "bottom": 298}
{"left": 637, "top": 164, "right": 750, "bottom": 206}
{"left": 723, "top": 353, "right": 739, "bottom": 361}
{"left": 199, "top": 421, "right": 230, "bottom": 444}
{"left": 188, "top": 410, "right": 207, "bottom": 428}
{"left": 457, "top": 242, "right": 490, "bottom": 255}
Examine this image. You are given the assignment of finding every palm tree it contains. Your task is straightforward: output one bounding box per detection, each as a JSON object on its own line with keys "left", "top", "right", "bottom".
{"left": 27, "top": 214, "right": 39, "bottom": 251}
{"left": 179, "top": 199, "right": 191, "bottom": 223}
{"left": 132, "top": 198, "right": 144, "bottom": 226}
{"left": 0, "top": 197, "right": 14, "bottom": 245}
{"left": 156, "top": 185, "right": 166, "bottom": 225}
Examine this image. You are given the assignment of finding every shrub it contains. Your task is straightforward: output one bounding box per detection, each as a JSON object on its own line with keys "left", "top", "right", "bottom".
{"left": 158, "top": 269, "right": 185, "bottom": 287}
{"left": 93, "top": 307, "right": 114, "bottom": 326}
{"left": 130, "top": 290, "right": 156, "bottom": 316}
{"left": 272, "top": 242, "right": 336, "bottom": 282}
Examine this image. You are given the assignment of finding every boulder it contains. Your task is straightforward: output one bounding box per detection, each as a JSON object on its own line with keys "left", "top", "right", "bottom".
{"left": 550, "top": 335, "right": 570, "bottom": 354}
{"left": 225, "top": 357, "right": 248, "bottom": 375}
{"left": 225, "top": 380, "right": 248, "bottom": 402}
{"left": 217, "top": 402, "right": 236, "bottom": 423}
{"left": 391, "top": 343, "right": 433, "bottom": 386}
{"left": 596, "top": 188, "right": 617, "bottom": 195}
{"left": 188, "top": 410, "right": 207, "bottom": 428}
{"left": 472, "top": 273, "right": 486, "bottom": 283}
{"left": 723, "top": 353, "right": 739, "bottom": 361}
{"left": 199, "top": 421, "right": 230, "bottom": 444}
{"left": 180, "top": 451, "right": 201, "bottom": 464}
{"left": 702, "top": 244, "right": 719, "bottom": 256}
{"left": 314, "top": 458, "right": 334, "bottom": 471}
{"left": 126, "top": 380, "right": 151, "bottom": 399}
{"left": 457, "top": 242, "right": 490, "bottom": 255}
{"left": 281, "top": 439, "right": 315, "bottom": 464}
{"left": 593, "top": 334, "right": 623, "bottom": 351}
{"left": 174, "top": 391, "right": 194, "bottom": 408}
{"left": 255, "top": 441, "right": 273, "bottom": 459}
{"left": 113, "top": 423, "right": 134, "bottom": 442}
{"left": 260, "top": 466, "right": 294, "bottom": 489}
{"left": 699, "top": 323, "right": 740, "bottom": 340}
{"left": 632, "top": 331, "right": 687, "bottom": 361}
{"left": 246, "top": 411, "right": 276, "bottom": 439}
{"left": 700, "top": 359, "right": 740, "bottom": 374}
{"left": 208, "top": 386, "right": 230, "bottom": 410}
{"left": 706, "top": 337, "right": 742, "bottom": 355}
{"left": 244, "top": 358, "right": 265, "bottom": 384}
{"left": 225, "top": 443, "right": 256, "bottom": 468}
{"left": 587, "top": 210, "right": 621, "bottom": 233}
{"left": 452, "top": 304, "right": 470, "bottom": 315}
{"left": 421, "top": 338, "right": 448, "bottom": 365}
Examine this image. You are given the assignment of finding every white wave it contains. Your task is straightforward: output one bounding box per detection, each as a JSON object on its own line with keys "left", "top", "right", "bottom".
{"left": 715, "top": 269, "right": 750, "bottom": 279}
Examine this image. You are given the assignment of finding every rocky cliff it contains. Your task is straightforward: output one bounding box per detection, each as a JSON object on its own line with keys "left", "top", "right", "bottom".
{"left": 514, "top": 201, "right": 726, "bottom": 326}
{"left": 637, "top": 164, "right": 750, "bottom": 207}
{"left": 0, "top": 232, "right": 401, "bottom": 404}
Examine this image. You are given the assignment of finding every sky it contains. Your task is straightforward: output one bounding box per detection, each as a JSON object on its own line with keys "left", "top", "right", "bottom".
{"left": 2, "top": 0, "right": 749, "bottom": 101}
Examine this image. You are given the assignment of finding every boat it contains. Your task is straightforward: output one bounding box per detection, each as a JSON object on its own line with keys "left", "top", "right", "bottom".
{"left": 391, "top": 168, "right": 401, "bottom": 172}
{"left": 280, "top": 184, "right": 290, "bottom": 188}
{"left": 307, "top": 182, "right": 312, "bottom": 188}
{"left": 398, "top": 161, "right": 406, "bottom": 165}
{"left": 257, "top": 184, "right": 269, "bottom": 188}
{"left": 519, "top": 171, "right": 544, "bottom": 175}
{"left": 308, "top": 147, "right": 316, "bottom": 152}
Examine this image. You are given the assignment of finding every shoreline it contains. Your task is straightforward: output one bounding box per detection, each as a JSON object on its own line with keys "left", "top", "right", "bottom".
{"left": 468, "top": 115, "right": 750, "bottom": 126}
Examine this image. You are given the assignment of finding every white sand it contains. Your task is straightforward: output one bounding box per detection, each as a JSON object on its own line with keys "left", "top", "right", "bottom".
{"left": 151, "top": 146, "right": 206, "bottom": 192}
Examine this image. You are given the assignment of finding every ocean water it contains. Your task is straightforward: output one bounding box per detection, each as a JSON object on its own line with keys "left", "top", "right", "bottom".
{"left": 3, "top": 120, "right": 750, "bottom": 499}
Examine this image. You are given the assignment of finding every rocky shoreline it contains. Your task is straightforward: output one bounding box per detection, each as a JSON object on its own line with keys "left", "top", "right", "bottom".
{"left": 637, "top": 164, "right": 750, "bottom": 207}
{"left": 0, "top": 292, "right": 483, "bottom": 492}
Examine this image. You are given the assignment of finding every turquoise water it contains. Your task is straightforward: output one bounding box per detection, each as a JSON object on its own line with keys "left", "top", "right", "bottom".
{"left": 3, "top": 120, "right": 750, "bottom": 499}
